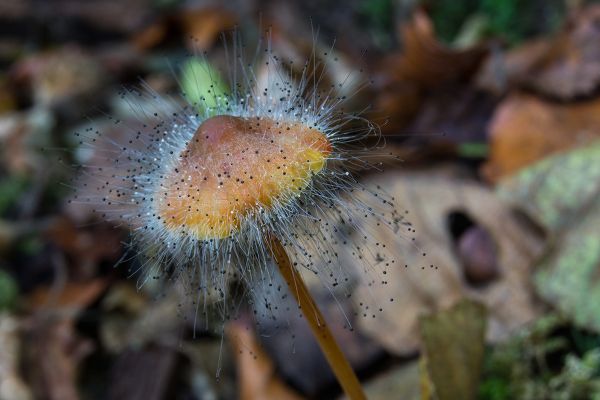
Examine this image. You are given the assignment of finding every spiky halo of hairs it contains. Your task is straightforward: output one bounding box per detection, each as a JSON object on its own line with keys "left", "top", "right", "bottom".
{"left": 71, "top": 31, "right": 412, "bottom": 333}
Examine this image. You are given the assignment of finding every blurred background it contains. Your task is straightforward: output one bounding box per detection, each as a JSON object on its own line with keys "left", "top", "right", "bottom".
{"left": 1, "top": 0, "right": 600, "bottom": 399}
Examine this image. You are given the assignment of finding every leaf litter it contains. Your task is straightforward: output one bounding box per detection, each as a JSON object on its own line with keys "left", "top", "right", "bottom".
{"left": 1, "top": 2, "right": 600, "bottom": 399}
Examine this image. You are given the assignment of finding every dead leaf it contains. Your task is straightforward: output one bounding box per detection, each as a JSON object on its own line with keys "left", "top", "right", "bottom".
{"left": 107, "top": 346, "right": 177, "bottom": 400}
{"left": 498, "top": 141, "right": 600, "bottom": 232}
{"left": 476, "top": 39, "right": 553, "bottom": 95}
{"left": 180, "top": 7, "right": 237, "bottom": 52}
{"left": 179, "top": 339, "right": 237, "bottom": 400}
{"left": 477, "top": 5, "right": 600, "bottom": 99}
{"left": 0, "top": 76, "right": 16, "bottom": 113}
{"left": 44, "top": 216, "right": 123, "bottom": 278}
{"left": 358, "top": 361, "right": 421, "bottom": 400}
{"left": 0, "top": 0, "right": 151, "bottom": 36}
{"left": 401, "top": 85, "right": 498, "bottom": 147}
{"left": 101, "top": 282, "right": 147, "bottom": 315}
{"left": 519, "top": 5, "right": 600, "bottom": 99}
{"left": 483, "top": 93, "right": 600, "bottom": 182}
{"left": 131, "top": 20, "right": 169, "bottom": 51}
{"left": 349, "top": 169, "right": 543, "bottom": 355}
{"left": 0, "top": 314, "right": 33, "bottom": 400}
{"left": 26, "top": 279, "right": 108, "bottom": 313}
{"left": 132, "top": 7, "right": 237, "bottom": 52}
{"left": 11, "top": 46, "right": 106, "bottom": 110}
{"left": 99, "top": 284, "right": 183, "bottom": 353}
{"left": 373, "top": 10, "right": 488, "bottom": 134}
{"left": 0, "top": 109, "right": 53, "bottom": 175}
{"left": 371, "top": 81, "right": 422, "bottom": 134}
{"left": 420, "top": 299, "right": 487, "bottom": 400}
{"left": 23, "top": 317, "right": 93, "bottom": 400}
{"left": 394, "top": 10, "right": 488, "bottom": 87}
{"left": 263, "top": 23, "right": 365, "bottom": 111}
{"left": 226, "top": 320, "right": 305, "bottom": 400}
{"left": 499, "top": 141, "right": 600, "bottom": 332}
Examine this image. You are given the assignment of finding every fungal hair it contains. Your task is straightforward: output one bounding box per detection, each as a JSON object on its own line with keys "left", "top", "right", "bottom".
{"left": 70, "top": 30, "right": 416, "bottom": 335}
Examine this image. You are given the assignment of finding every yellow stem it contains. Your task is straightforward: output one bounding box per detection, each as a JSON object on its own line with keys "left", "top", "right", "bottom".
{"left": 268, "top": 235, "right": 367, "bottom": 400}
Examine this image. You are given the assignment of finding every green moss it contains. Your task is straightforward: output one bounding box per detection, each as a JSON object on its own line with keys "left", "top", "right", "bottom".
{"left": 0, "top": 175, "right": 29, "bottom": 216}
{"left": 479, "top": 316, "right": 600, "bottom": 400}
{"left": 429, "top": 0, "right": 480, "bottom": 44}
{"left": 480, "top": 0, "right": 564, "bottom": 45}
{"left": 358, "top": 0, "right": 396, "bottom": 48}
{"left": 479, "top": 378, "right": 510, "bottom": 400}
{"left": 0, "top": 269, "right": 18, "bottom": 311}
{"left": 428, "top": 0, "right": 565, "bottom": 46}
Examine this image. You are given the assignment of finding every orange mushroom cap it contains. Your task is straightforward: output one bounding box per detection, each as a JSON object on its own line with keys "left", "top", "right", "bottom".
{"left": 158, "top": 115, "right": 332, "bottom": 239}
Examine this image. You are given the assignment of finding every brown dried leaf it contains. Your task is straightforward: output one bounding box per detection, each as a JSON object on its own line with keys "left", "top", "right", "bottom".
{"left": 179, "top": 339, "right": 237, "bottom": 400}
{"left": 0, "top": 0, "right": 150, "bottom": 35}
{"left": 44, "top": 216, "right": 122, "bottom": 278}
{"left": 483, "top": 93, "right": 600, "bottom": 182}
{"left": 23, "top": 317, "right": 93, "bottom": 400}
{"left": 350, "top": 169, "right": 543, "bottom": 355}
{"left": 0, "top": 315, "right": 33, "bottom": 400}
{"left": 99, "top": 285, "right": 182, "bottom": 353}
{"left": 401, "top": 85, "right": 498, "bottom": 146}
{"left": 227, "top": 321, "right": 305, "bottom": 400}
{"left": 0, "top": 109, "right": 53, "bottom": 175}
{"left": 263, "top": 23, "right": 365, "bottom": 110}
{"left": 476, "top": 39, "right": 553, "bottom": 95}
{"left": 373, "top": 10, "right": 487, "bottom": 133}
{"left": 0, "top": 76, "right": 16, "bottom": 113}
{"left": 131, "top": 20, "right": 169, "bottom": 51}
{"left": 527, "top": 6, "right": 600, "bottom": 99}
{"left": 26, "top": 279, "right": 108, "bottom": 312}
{"left": 180, "top": 7, "right": 237, "bottom": 52}
{"left": 370, "top": 80, "right": 423, "bottom": 136}
{"left": 132, "top": 7, "right": 237, "bottom": 52}
{"left": 107, "top": 346, "right": 177, "bottom": 400}
{"left": 11, "top": 46, "right": 105, "bottom": 109}
{"left": 477, "top": 5, "right": 600, "bottom": 99}
{"left": 394, "top": 10, "right": 487, "bottom": 87}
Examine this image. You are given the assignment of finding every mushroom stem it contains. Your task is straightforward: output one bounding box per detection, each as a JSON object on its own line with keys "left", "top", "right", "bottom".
{"left": 269, "top": 235, "right": 366, "bottom": 400}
